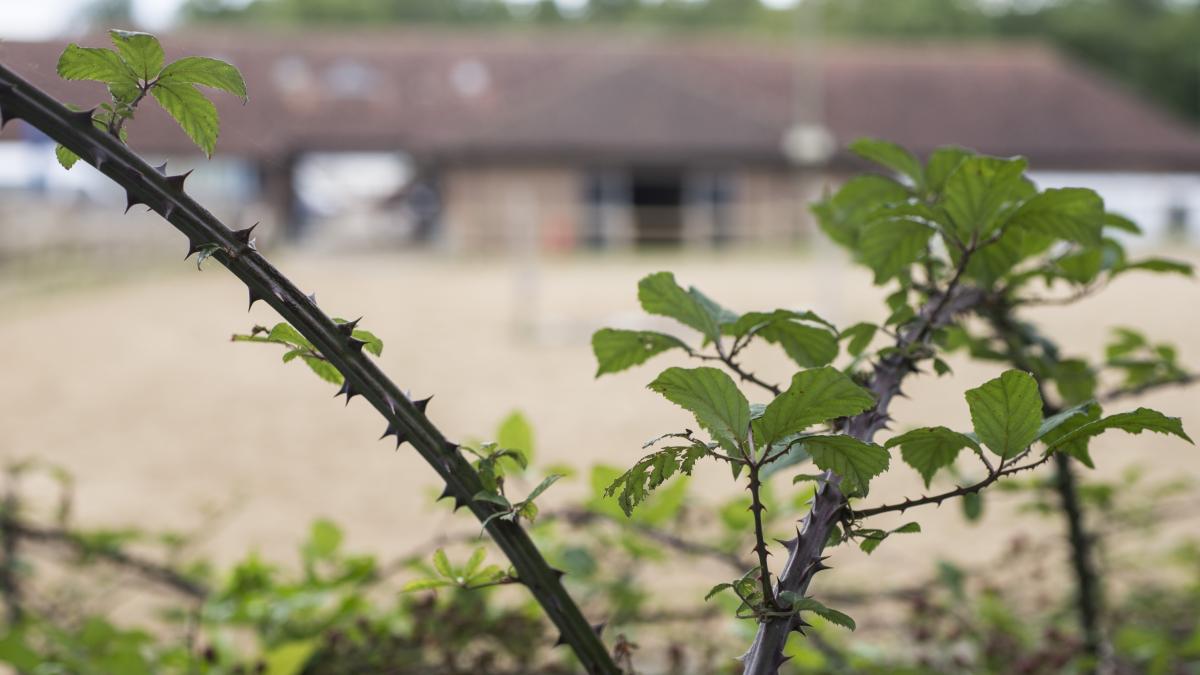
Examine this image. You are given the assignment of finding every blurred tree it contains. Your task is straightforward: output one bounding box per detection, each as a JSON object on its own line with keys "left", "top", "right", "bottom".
{"left": 179, "top": 0, "right": 1200, "bottom": 122}
{"left": 79, "top": 0, "right": 136, "bottom": 26}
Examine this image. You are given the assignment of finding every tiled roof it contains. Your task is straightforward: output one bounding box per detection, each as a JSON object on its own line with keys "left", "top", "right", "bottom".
{"left": 3, "top": 30, "right": 1199, "bottom": 170}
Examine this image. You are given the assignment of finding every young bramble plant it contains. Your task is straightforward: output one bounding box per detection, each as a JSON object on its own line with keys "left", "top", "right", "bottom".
{"left": 594, "top": 138, "right": 1193, "bottom": 672}
{"left": 3, "top": 28, "right": 1195, "bottom": 672}
{"left": 1, "top": 32, "right": 618, "bottom": 672}
{"left": 54, "top": 29, "right": 247, "bottom": 167}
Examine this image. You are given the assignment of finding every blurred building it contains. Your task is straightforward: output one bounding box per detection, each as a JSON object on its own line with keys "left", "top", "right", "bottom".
{"left": 3, "top": 31, "right": 1200, "bottom": 254}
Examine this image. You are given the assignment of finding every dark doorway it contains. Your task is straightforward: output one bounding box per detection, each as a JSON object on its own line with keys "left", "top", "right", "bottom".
{"left": 631, "top": 169, "right": 684, "bottom": 245}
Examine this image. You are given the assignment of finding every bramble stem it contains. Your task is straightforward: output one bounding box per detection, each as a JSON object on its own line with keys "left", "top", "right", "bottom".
{"left": 0, "top": 64, "right": 617, "bottom": 674}
{"left": 741, "top": 243, "right": 987, "bottom": 674}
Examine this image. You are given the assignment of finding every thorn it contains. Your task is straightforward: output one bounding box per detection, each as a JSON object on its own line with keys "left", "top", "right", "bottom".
{"left": 413, "top": 396, "right": 432, "bottom": 414}
{"left": 232, "top": 223, "right": 257, "bottom": 249}
{"left": 165, "top": 169, "right": 192, "bottom": 192}
{"left": 306, "top": 292, "right": 318, "bottom": 305}
{"left": 336, "top": 317, "right": 361, "bottom": 336}
{"left": 380, "top": 422, "right": 407, "bottom": 448}
{"left": 153, "top": 162, "right": 168, "bottom": 175}
{"left": 553, "top": 633, "right": 567, "bottom": 648}
{"left": 335, "top": 380, "right": 358, "bottom": 405}
{"left": 66, "top": 107, "right": 96, "bottom": 128}
{"left": 592, "top": 622, "right": 606, "bottom": 637}
{"left": 162, "top": 203, "right": 175, "bottom": 220}
{"left": 437, "top": 485, "right": 455, "bottom": 503}
{"left": 549, "top": 567, "right": 566, "bottom": 581}
{"left": 248, "top": 287, "right": 264, "bottom": 311}
{"left": 0, "top": 104, "right": 15, "bottom": 129}
{"left": 124, "top": 190, "right": 146, "bottom": 214}
{"left": 347, "top": 338, "right": 368, "bottom": 353}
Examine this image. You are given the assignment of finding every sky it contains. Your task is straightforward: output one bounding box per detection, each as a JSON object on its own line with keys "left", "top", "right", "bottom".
{"left": 2, "top": 0, "right": 804, "bottom": 40}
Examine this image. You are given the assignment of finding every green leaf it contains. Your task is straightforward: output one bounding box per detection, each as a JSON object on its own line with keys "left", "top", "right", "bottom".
{"left": 760, "top": 433, "right": 813, "bottom": 480}
{"left": 604, "top": 446, "right": 709, "bottom": 516}
{"left": 150, "top": 79, "right": 219, "bottom": 157}
{"left": 887, "top": 426, "right": 979, "bottom": 487}
{"left": 1113, "top": 258, "right": 1194, "bottom": 278}
{"left": 859, "top": 535, "right": 885, "bottom": 554}
{"left": 859, "top": 210, "right": 936, "bottom": 283}
{"left": 1007, "top": 187, "right": 1104, "bottom": 246}
{"left": 756, "top": 320, "right": 839, "bottom": 368}
{"left": 1056, "top": 248, "right": 1104, "bottom": 285}
{"left": 634, "top": 474, "right": 690, "bottom": 525}
{"left": 704, "top": 582, "right": 733, "bottom": 601}
{"left": 522, "top": 474, "right": 563, "bottom": 504}
{"left": 463, "top": 546, "right": 486, "bottom": 579}
{"left": 304, "top": 519, "right": 342, "bottom": 560}
{"left": 592, "top": 328, "right": 689, "bottom": 376}
{"left": 962, "top": 491, "right": 984, "bottom": 522}
{"left": 401, "top": 578, "right": 452, "bottom": 592}
{"left": 1035, "top": 403, "right": 1094, "bottom": 442}
{"left": 1052, "top": 359, "right": 1097, "bottom": 405}
{"left": 432, "top": 548, "right": 453, "bottom": 579}
{"left": 688, "top": 286, "right": 739, "bottom": 328}
{"left": 637, "top": 272, "right": 720, "bottom": 339}
{"left": 264, "top": 640, "right": 317, "bottom": 675}
{"left": 941, "top": 155, "right": 1029, "bottom": 240}
{"left": 785, "top": 596, "right": 856, "bottom": 631}
{"left": 804, "top": 435, "right": 889, "bottom": 495}
{"left": 923, "top": 145, "right": 971, "bottom": 195}
{"left": 1040, "top": 403, "right": 1101, "bottom": 468}
{"left": 1046, "top": 407, "right": 1193, "bottom": 451}
{"left": 849, "top": 137, "right": 923, "bottom": 188}
{"left": 472, "top": 491, "right": 512, "bottom": 509}
{"left": 57, "top": 44, "right": 137, "bottom": 86}
{"left": 726, "top": 309, "right": 835, "bottom": 337}
{"left": 56, "top": 144, "right": 81, "bottom": 170}
{"left": 1103, "top": 212, "right": 1141, "bottom": 234}
{"left": 268, "top": 322, "right": 315, "bottom": 349}
{"left": 0, "top": 630, "right": 41, "bottom": 671}
{"left": 109, "top": 30, "right": 164, "bottom": 81}
{"left": 811, "top": 175, "right": 909, "bottom": 250}
{"left": 159, "top": 56, "right": 248, "bottom": 101}
{"left": 965, "top": 370, "right": 1043, "bottom": 460}
{"left": 647, "top": 367, "right": 750, "bottom": 451}
{"left": 467, "top": 564, "right": 505, "bottom": 585}
{"left": 352, "top": 329, "right": 383, "bottom": 356}
{"left": 753, "top": 367, "right": 874, "bottom": 446}
{"left": 496, "top": 411, "right": 535, "bottom": 465}
{"left": 299, "top": 356, "right": 342, "bottom": 385}
{"left": 839, "top": 322, "right": 877, "bottom": 357}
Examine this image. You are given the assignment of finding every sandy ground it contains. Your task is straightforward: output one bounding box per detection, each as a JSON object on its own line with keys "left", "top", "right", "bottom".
{"left": 0, "top": 244, "right": 1197, "bottom": 601}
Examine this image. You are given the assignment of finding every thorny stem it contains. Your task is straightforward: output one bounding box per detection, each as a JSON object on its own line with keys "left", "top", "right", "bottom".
{"left": 0, "top": 64, "right": 618, "bottom": 674}
{"left": 850, "top": 451, "right": 1052, "bottom": 519}
{"left": 714, "top": 336, "right": 783, "bottom": 397}
{"left": 984, "top": 305, "right": 1112, "bottom": 670}
{"left": 4, "top": 518, "right": 208, "bottom": 599}
{"left": 0, "top": 491, "right": 23, "bottom": 624}
{"left": 745, "top": 438, "right": 776, "bottom": 610}
{"left": 741, "top": 238, "right": 988, "bottom": 674}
